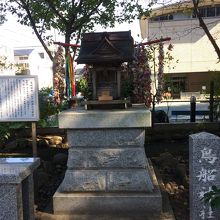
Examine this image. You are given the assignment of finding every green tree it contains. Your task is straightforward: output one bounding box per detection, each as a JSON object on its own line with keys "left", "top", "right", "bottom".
{"left": 0, "top": 56, "right": 13, "bottom": 71}
{"left": 0, "top": 14, "right": 6, "bottom": 24}
{"left": 0, "top": 5, "right": 6, "bottom": 25}
{"left": 1, "top": 0, "right": 152, "bottom": 60}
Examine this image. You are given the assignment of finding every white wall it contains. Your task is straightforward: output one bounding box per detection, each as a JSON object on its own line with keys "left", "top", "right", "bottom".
{"left": 14, "top": 47, "right": 53, "bottom": 89}
{"left": 28, "top": 48, "right": 53, "bottom": 89}
{"left": 142, "top": 17, "right": 220, "bottom": 73}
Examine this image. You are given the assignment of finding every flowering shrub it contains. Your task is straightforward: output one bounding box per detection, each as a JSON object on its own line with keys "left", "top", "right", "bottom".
{"left": 131, "top": 45, "right": 152, "bottom": 108}
{"left": 131, "top": 42, "right": 176, "bottom": 108}
{"left": 127, "top": 42, "right": 168, "bottom": 108}
{"left": 156, "top": 42, "right": 165, "bottom": 103}
{"left": 53, "top": 46, "right": 65, "bottom": 105}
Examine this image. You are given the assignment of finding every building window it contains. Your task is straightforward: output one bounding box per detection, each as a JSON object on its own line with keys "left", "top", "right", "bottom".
{"left": 216, "top": 6, "right": 220, "bottom": 16}
{"left": 151, "top": 14, "right": 173, "bottom": 21}
{"left": 170, "top": 77, "right": 186, "bottom": 94}
{"left": 39, "top": 52, "right": 44, "bottom": 59}
{"left": 152, "top": 5, "right": 220, "bottom": 22}
{"left": 193, "top": 5, "right": 220, "bottom": 18}
{"left": 19, "top": 56, "right": 28, "bottom": 60}
{"left": 207, "top": 7, "right": 215, "bottom": 17}
{"left": 15, "top": 63, "right": 30, "bottom": 75}
{"left": 199, "top": 8, "right": 206, "bottom": 17}
{"left": 23, "top": 63, "right": 29, "bottom": 69}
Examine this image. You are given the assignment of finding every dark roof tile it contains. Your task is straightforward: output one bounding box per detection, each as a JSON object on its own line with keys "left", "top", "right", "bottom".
{"left": 14, "top": 49, "right": 34, "bottom": 56}
{"left": 76, "top": 31, "right": 134, "bottom": 64}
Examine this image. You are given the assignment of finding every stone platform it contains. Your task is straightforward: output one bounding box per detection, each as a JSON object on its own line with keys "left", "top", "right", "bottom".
{"left": 53, "top": 106, "right": 162, "bottom": 219}
{"left": 54, "top": 160, "right": 161, "bottom": 218}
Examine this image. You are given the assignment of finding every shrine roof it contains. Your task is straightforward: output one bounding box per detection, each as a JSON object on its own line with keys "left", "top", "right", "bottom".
{"left": 14, "top": 49, "right": 34, "bottom": 56}
{"left": 76, "top": 31, "right": 135, "bottom": 64}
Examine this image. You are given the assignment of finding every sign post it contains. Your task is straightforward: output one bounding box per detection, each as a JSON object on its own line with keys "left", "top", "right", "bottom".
{"left": 32, "top": 122, "right": 37, "bottom": 157}
{"left": 0, "top": 75, "right": 39, "bottom": 156}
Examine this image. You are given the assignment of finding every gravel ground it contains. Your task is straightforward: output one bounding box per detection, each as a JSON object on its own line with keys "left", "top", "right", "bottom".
{"left": 1, "top": 135, "right": 190, "bottom": 219}
{"left": 146, "top": 138, "right": 189, "bottom": 220}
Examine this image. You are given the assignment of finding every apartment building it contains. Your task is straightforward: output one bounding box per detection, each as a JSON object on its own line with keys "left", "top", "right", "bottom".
{"left": 140, "top": 0, "right": 220, "bottom": 96}
{"left": 14, "top": 47, "right": 53, "bottom": 89}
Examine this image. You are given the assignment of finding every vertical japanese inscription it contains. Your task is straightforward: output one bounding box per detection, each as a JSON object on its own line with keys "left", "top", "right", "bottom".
{"left": 0, "top": 76, "right": 39, "bottom": 121}
{"left": 189, "top": 132, "right": 220, "bottom": 220}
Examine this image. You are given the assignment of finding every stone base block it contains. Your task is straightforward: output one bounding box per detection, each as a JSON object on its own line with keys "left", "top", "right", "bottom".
{"left": 67, "top": 129, "right": 145, "bottom": 148}
{"left": 58, "top": 107, "right": 151, "bottom": 129}
{"left": 53, "top": 191, "right": 162, "bottom": 216}
{"left": 53, "top": 162, "right": 162, "bottom": 218}
{"left": 37, "top": 212, "right": 164, "bottom": 220}
{"left": 59, "top": 169, "right": 154, "bottom": 192}
{"left": 67, "top": 148, "right": 147, "bottom": 168}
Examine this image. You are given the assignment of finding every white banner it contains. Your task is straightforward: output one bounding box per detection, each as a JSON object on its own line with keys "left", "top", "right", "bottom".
{"left": 0, "top": 75, "right": 39, "bottom": 121}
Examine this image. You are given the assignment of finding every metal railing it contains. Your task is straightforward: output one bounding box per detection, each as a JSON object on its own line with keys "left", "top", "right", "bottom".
{"left": 156, "top": 98, "right": 220, "bottom": 123}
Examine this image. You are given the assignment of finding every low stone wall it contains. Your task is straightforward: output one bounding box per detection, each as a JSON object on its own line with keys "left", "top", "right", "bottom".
{"left": 11, "top": 121, "right": 219, "bottom": 134}
{"left": 146, "top": 122, "right": 220, "bottom": 141}
{"left": 10, "top": 122, "right": 220, "bottom": 143}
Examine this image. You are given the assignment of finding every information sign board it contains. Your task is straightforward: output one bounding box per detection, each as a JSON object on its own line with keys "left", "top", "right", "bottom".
{"left": 0, "top": 75, "right": 39, "bottom": 121}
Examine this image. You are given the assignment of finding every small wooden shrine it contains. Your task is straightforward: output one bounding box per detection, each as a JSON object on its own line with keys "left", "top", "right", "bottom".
{"left": 76, "top": 31, "right": 134, "bottom": 109}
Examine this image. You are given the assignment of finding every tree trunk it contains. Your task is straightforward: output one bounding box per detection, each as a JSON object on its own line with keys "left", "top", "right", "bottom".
{"left": 152, "top": 95, "right": 156, "bottom": 128}
{"left": 65, "top": 31, "right": 72, "bottom": 57}
{"left": 33, "top": 28, "right": 54, "bottom": 61}
{"left": 20, "top": 0, "right": 54, "bottom": 61}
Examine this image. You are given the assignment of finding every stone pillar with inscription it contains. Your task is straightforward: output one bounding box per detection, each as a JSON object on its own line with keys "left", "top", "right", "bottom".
{"left": 53, "top": 105, "right": 162, "bottom": 219}
{"left": 189, "top": 132, "right": 220, "bottom": 220}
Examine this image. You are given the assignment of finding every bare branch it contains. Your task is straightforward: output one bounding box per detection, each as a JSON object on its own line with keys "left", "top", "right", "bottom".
{"left": 192, "top": 0, "right": 220, "bottom": 60}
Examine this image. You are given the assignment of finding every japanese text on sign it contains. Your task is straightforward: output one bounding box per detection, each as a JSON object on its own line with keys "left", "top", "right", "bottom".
{"left": 0, "top": 76, "right": 39, "bottom": 121}
{"left": 197, "top": 147, "right": 218, "bottom": 219}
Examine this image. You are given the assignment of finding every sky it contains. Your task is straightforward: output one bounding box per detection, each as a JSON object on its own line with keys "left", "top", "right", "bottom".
{"left": 0, "top": 12, "right": 144, "bottom": 50}
{"left": 0, "top": 14, "right": 41, "bottom": 48}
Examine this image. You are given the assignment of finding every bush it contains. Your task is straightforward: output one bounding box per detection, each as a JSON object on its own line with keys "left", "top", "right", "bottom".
{"left": 76, "top": 77, "right": 92, "bottom": 99}
{"left": 38, "top": 87, "right": 68, "bottom": 127}
{"left": 0, "top": 122, "right": 28, "bottom": 147}
{"left": 0, "top": 87, "right": 67, "bottom": 148}
{"left": 203, "top": 185, "right": 220, "bottom": 210}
